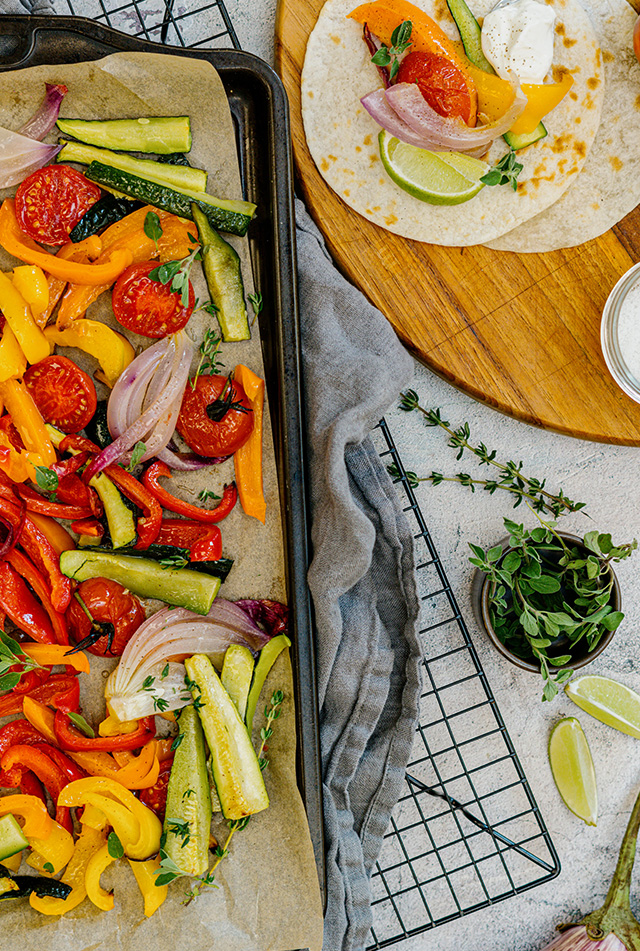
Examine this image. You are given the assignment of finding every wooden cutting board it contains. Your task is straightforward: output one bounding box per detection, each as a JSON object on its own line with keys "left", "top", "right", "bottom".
{"left": 275, "top": 0, "right": 640, "bottom": 445}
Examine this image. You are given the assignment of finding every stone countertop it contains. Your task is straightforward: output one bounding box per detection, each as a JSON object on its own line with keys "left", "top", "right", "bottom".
{"left": 49, "top": 1, "right": 640, "bottom": 946}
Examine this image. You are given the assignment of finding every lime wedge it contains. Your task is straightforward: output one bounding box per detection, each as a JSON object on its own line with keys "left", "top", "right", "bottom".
{"left": 548, "top": 717, "right": 598, "bottom": 826}
{"left": 378, "top": 130, "right": 489, "bottom": 205}
{"left": 565, "top": 675, "right": 640, "bottom": 739}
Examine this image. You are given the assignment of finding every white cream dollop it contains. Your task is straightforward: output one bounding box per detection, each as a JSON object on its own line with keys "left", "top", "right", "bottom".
{"left": 480, "top": 0, "right": 557, "bottom": 84}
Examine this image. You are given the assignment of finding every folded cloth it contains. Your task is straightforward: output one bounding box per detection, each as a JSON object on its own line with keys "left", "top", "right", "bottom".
{"left": 296, "top": 199, "right": 422, "bottom": 951}
{"left": 0, "top": 0, "right": 53, "bottom": 12}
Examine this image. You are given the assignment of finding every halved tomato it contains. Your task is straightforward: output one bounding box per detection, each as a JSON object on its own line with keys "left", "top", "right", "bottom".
{"left": 397, "top": 51, "right": 476, "bottom": 123}
{"left": 24, "top": 355, "right": 97, "bottom": 434}
{"left": 112, "top": 261, "right": 195, "bottom": 338}
{"left": 15, "top": 165, "right": 101, "bottom": 247}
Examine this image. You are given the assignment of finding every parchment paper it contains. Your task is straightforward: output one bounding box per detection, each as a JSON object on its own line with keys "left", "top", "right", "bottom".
{"left": 0, "top": 53, "right": 323, "bottom": 951}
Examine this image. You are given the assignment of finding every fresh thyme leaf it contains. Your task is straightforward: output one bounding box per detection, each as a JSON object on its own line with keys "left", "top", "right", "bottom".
{"left": 142, "top": 675, "right": 155, "bottom": 691}
{"left": 68, "top": 712, "right": 95, "bottom": 737}
{"left": 144, "top": 211, "right": 163, "bottom": 250}
{"left": 161, "top": 663, "right": 170, "bottom": 679}
{"left": 107, "top": 831, "right": 124, "bottom": 859}
{"left": 127, "top": 441, "right": 146, "bottom": 472}
{"left": 202, "top": 301, "right": 219, "bottom": 315}
{"left": 198, "top": 489, "right": 221, "bottom": 503}
{"left": 167, "top": 818, "right": 191, "bottom": 848}
{"left": 171, "top": 731, "right": 184, "bottom": 751}
{"left": 248, "top": 292, "right": 263, "bottom": 318}
{"left": 153, "top": 696, "right": 169, "bottom": 712}
{"left": 480, "top": 149, "right": 524, "bottom": 191}
{"left": 35, "top": 466, "right": 59, "bottom": 494}
{"left": 192, "top": 328, "right": 223, "bottom": 388}
{"left": 159, "top": 549, "right": 190, "bottom": 570}
{"left": 183, "top": 788, "right": 195, "bottom": 799}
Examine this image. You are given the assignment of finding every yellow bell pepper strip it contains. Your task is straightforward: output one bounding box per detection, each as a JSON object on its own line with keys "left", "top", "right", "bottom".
{"left": 26, "top": 818, "right": 75, "bottom": 875}
{"left": 234, "top": 364, "right": 266, "bottom": 523}
{"left": 0, "top": 795, "right": 52, "bottom": 839}
{"left": 11, "top": 266, "right": 49, "bottom": 327}
{"left": 113, "top": 740, "right": 160, "bottom": 790}
{"left": 57, "top": 777, "right": 162, "bottom": 859}
{"left": 0, "top": 200, "right": 133, "bottom": 286}
{"left": 2, "top": 851, "right": 22, "bottom": 873}
{"left": 81, "top": 793, "right": 141, "bottom": 850}
{"left": 27, "top": 512, "right": 76, "bottom": 556}
{"left": 128, "top": 856, "right": 168, "bottom": 917}
{"left": 468, "top": 64, "right": 574, "bottom": 136}
{"left": 0, "top": 324, "right": 27, "bottom": 384}
{"left": 85, "top": 843, "right": 116, "bottom": 911}
{"left": 21, "top": 644, "right": 90, "bottom": 673}
{"left": 44, "top": 319, "right": 135, "bottom": 389}
{"left": 99, "top": 714, "right": 139, "bottom": 737}
{"left": 0, "top": 272, "right": 50, "bottom": 365}
{"left": 29, "top": 825, "right": 105, "bottom": 915}
{"left": 42, "top": 237, "right": 103, "bottom": 325}
{"left": 80, "top": 803, "right": 109, "bottom": 832}
{"left": 0, "top": 379, "right": 55, "bottom": 478}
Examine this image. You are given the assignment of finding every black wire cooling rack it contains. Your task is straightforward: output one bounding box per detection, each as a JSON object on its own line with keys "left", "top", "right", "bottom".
{"left": 43, "top": 1, "right": 560, "bottom": 944}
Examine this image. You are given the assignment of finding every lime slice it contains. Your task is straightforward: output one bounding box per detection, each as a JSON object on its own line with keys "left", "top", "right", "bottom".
{"left": 378, "top": 130, "right": 489, "bottom": 206}
{"left": 565, "top": 675, "right": 640, "bottom": 739}
{"left": 548, "top": 717, "right": 598, "bottom": 826}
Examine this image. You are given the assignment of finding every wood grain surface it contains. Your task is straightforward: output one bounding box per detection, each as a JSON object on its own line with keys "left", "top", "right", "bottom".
{"left": 276, "top": 0, "right": 640, "bottom": 445}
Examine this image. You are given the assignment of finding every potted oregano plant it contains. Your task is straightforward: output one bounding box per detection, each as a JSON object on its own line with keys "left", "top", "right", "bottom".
{"left": 392, "top": 391, "right": 636, "bottom": 701}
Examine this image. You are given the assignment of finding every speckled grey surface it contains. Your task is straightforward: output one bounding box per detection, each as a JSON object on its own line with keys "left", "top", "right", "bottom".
{"left": 15, "top": 3, "right": 640, "bottom": 948}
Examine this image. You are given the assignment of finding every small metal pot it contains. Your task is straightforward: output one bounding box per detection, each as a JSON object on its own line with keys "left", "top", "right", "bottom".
{"left": 470, "top": 532, "right": 622, "bottom": 673}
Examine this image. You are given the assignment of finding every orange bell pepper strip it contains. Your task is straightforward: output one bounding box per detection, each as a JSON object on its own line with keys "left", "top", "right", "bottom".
{"left": 21, "top": 644, "right": 90, "bottom": 674}
{"left": 0, "top": 379, "right": 55, "bottom": 466}
{"left": 0, "top": 324, "right": 27, "bottom": 384}
{"left": 0, "top": 793, "right": 52, "bottom": 838}
{"left": 234, "top": 364, "right": 266, "bottom": 523}
{"left": 85, "top": 843, "right": 116, "bottom": 911}
{"left": 348, "top": 0, "right": 477, "bottom": 123}
{"left": 128, "top": 856, "right": 168, "bottom": 917}
{"left": 26, "top": 512, "right": 76, "bottom": 556}
{"left": 30, "top": 825, "right": 106, "bottom": 915}
{"left": 157, "top": 214, "right": 197, "bottom": 262}
{"left": 42, "top": 236, "right": 103, "bottom": 325}
{"left": 113, "top": 740, "right": 160, "bottom": 790}
{"left": 0, "top": 200, "right": 133, "bottom": 286}
{"left": 22, "top": 697, "right": 122, "bottom": 779}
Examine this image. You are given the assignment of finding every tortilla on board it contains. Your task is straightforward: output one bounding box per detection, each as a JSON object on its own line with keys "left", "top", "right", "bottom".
{"left": 301, "top": 0, "right": 603, "bottom": 246}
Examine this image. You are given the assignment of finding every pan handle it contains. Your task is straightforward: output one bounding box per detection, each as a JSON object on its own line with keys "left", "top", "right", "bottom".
{"left": 0, "top": 18, "right": 36, "bottom": 69}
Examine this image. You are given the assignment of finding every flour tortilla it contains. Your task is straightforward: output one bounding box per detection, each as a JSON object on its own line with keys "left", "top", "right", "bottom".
{"left": 487, "top": 0, "right": 640, "bottom": 251}
{"left": 301, "top": 0, "right": 603, "bottom": 246}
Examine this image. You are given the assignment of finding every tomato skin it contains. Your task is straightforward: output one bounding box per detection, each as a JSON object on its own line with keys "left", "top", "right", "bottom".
{"left": 24, "top": 355, "right": 97, "bottom": 434}
{"left": 15, "top": 165, "right": 101, "bottom": 247}
{"left": 176, "top": 375, "right": 254, "bottom": 458}
{"left": 138, "top": 756, "right": 174, "bottom": 819}
{"left": 396, "top": 51, "right": 475, "bottom": 124}
{"left": 66, "top": 578, "right": 146, "bottom": 657}
{"left": 112, "top": 261, "right": 195, "bottom": 338}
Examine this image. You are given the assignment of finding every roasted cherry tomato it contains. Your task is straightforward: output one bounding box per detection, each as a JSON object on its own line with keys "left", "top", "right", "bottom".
{"left": 138, "top": 756, "right": 174, "bottom": 820}
{"left": 112, "top": 261, "right": 195, "bottom": 338}
{"left": 66, "top": 578, "right": 145, "bottom": 657}
{"left": 24, "top": 355, "right": 97, "bottom": 434}
{"left": 396, "top": 51, "right": 476, "bottom": 124}
{"left": 176, "top": 374, "right": 254, "bottom": 458}
{"left": 15, "top": 165, "right": 101, "bottom": 246}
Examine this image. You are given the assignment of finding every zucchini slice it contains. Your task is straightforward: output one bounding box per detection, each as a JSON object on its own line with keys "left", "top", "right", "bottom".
{"left": 56, "top": 116, "right": 191, "bottom": 154}
{"left": 192, "top": 205, "right": 250, "bottom": 342}
{"left": 58, "top": 140, "right": 207, "bottom": 193}
{"left": 85, "top": 161, "right": 256, "bottom": 237}
{"left": 446, "top": 0, "right": 494, "bottom": 72}
{"left": 163, "top": 705, "right": 211, "bottom": 876}
{"left": 69, "top": 193, "right": 141, "bottom": 243}
{"left": 503, "top": 122, "right": 548, "bottom": 151}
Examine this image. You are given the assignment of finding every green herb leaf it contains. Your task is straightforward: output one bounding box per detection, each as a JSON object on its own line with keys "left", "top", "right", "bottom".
{"left": 480, "top": 149, "right": 524, "bottom": 191}
{"left": 108, "top": 831, "right": 124, "bottom": 859}
{"left": 171, "top": 732, "right": 184, "bottom": 751}
{"left": 35, "top": 466, "right": 59, "bottom": 494}
{"left": 144, "top": 211, "right": 163, "bottom": 249}
{"left": 43, "top": 862, "right": 54, "bottom": 873}
{"left": 127, "top": 441, "right": 147, "bottom": 472}
{"left": 68, "top": 712, "right": 95, "bottom": 737}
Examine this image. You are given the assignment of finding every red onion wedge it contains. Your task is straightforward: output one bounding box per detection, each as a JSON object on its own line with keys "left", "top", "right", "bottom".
{"left": 17, "top": 83, "right": 68, "bottom": 140}
{"left": 384, "top": 77, "right": 527, "bottom": 152}
{"left": 83, "top": 330, "right": 194, "bottom": 481}
{"left": 361, "top": 88, "right": 441, "bottom": 149}
{"left": 157, "top": 443, "right": 229, "bottom": 471}
{"left": 105, "top": 600, "right": 277, "bottom": 720}
{"left": 0, "top": 131, "right": 61, "bottom": 189}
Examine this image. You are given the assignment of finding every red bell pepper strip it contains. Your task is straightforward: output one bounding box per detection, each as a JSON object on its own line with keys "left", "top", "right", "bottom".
{"left": 54, "top": 710, "right": 155, "bottom": 752}
{"left": 19, "top": 770, "right": 46, "bottom": 803}
{"left": 143, "top": 461, "right": 237, "bottom": 523}
{"left": 33, "top": 744, "right": 87, "bottom": 784}
{"left": 0, "top": 719, "right": 49, "bottom": 757}
{"left": 11, "top": 666, "right": 51, "bottom": 696}
{"left": 69, "top": 517, "right": 104, "bottom": 539}
{"left": 155, "top": 519, "right": 223, "bottom": 562}
{"left": 6, "top": 548, "right": 70, "bottom": 645}
{"left": 52, "top": 452, "right": 90, "bottom": 479}
{"left": 1, "top": 745, "right": 72, "bottom": 832}
{"left": 0, "top": 673, "right": 80, "bottom": 718}
{"left": 103, "top": 465, "right": 162, "bottom": 549}
{"left": 0, "top": 562, "right": 56, "bottom": 644}
{"left": 16, "top": 484, "right": 95, "bottom": 520}
{"left": 20, "top": 512, "right": 72, "bottom": 613}
{"left": 59, "top": 434, "right": 101, "bottom": 455}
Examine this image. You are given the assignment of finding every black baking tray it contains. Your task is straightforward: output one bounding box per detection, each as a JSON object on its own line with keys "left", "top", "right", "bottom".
{"left": 0, "top": 14, "right": 326, "bottom": 915}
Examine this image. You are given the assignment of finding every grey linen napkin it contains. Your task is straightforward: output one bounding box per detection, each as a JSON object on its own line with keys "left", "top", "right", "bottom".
{"left": 296, "top": 199, "right": 422, "bottom": 951}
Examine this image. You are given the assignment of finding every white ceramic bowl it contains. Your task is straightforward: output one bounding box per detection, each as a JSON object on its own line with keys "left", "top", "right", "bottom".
{"left": 601, "top": 261, "right": 640, "bottom": 404}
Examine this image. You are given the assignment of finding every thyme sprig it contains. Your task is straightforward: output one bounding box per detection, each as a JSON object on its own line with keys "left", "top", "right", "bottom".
{"left": 395, "top": 392, "right": 587, "bottom": 518}
{"left": 257, "top": 689, "right": 284, "bottom": 772}
{"left": 149, "top": 244, "right": 201, "bottom": 308}
{"left": 480, "top": 148, "right": 524, "bottom": 191}
{"left": 191, "top": 328, "right": 224, "bottom": 389}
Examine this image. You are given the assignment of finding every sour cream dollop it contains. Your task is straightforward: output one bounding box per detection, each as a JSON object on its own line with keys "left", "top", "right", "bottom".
{"left": 480, "top": 0, "right": 557, "bottom": 84}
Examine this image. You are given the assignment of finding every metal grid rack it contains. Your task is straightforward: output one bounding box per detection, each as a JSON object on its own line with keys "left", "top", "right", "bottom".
{"left": 367, "top": 419, "right": 560, "bottom": 948}
{"left": 44, "top": 0, "right": 560, "bottom": 943}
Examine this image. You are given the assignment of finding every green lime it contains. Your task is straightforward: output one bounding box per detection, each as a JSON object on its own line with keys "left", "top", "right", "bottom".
{"left": 548, "top": 717, "right": 597, "bottom": 826}
{"left": 378, "top": 130, "right": 489, "bottom": 205}
{"left": 565, "top": 675, "right": 640, "bottom": 739}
